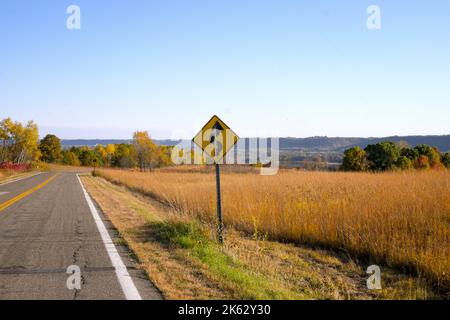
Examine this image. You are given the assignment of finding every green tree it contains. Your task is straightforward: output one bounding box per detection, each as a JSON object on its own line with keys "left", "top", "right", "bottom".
{"left": 341, "top": 146, "right": 368, "bottom": 171}
{"left": 364, "top": 142, "right": 400, "bottom": 171}
{"left": 396, "top": 156, "right": 413, "bottom": 170}
{"left": 400, "top": 147, "right": 419, "bottom": 161}
{"left": 61, "top": 150, "right": 81, "bottom": 166}
{"left": 442, "top": 153, "right": 450, "bottom": 168}
{"left": 39, "top": 134, "right": 62, "bottom": 163}
{"left": 79, "top": 149, "right": 102, "bottom": 167}
{"left": 112, "top": 144, "right": 136, "bottom": 168}
{"left": 414, "top": 144, "right": 433, "bottom": 157}
{"left": 69, "top": 146, "right": 86, "bottom": 158}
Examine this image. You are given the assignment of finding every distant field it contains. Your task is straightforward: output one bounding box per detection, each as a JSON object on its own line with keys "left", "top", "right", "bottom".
{"left": 96, "top": 167, "right": 450, "bottom": 294}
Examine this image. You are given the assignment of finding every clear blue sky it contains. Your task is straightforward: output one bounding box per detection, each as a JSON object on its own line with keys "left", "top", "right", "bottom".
{"left": 1, "top": 0, "right": 449, "bottom": 139}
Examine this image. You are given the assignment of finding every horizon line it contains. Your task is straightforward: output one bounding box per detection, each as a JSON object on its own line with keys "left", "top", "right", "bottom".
{"left": 57, "top": 134, "right": 450, "bottom": 141}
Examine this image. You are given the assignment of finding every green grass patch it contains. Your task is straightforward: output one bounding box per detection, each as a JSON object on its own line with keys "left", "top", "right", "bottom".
{"left": 150, "top": 219, "right": 302, "bottom": 299}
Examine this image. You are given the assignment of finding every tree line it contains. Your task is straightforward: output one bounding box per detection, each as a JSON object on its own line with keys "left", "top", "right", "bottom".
{"left": 342, "top": 141, "right": 450, "bottom": 171}
{"left": 0, "top": 118, "right": 172, "bottom": 170}
{"left": 41, "top": 132, "right": 173, "bottom": 170}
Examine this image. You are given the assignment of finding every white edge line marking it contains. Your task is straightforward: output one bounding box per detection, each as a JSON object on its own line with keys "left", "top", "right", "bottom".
{"left": 76, "top": 174, "right": 142, "bottom": 300}
{"left": 0, "top": 172, "right": 43, "bottom": 186}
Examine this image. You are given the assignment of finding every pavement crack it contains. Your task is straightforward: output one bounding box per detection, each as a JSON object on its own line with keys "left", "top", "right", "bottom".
{"left": 72, "top": 244, "right": 82, "bottom": 264}
{"left": 71, "top": 218, "right": 87, "bottom": 300}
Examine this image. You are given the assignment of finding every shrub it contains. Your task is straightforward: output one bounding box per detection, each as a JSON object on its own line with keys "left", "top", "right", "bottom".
{"left": 0, "top": 162, "right": 31, "bottom": 172}
{"left": 341, "top": 146, "right": 368, "bottom": 171}
{"left": 416, "top": 155, "right": 430, "bottom": 169}
{"left": 442, "top": 153, "right": 450, "bottom": 168}
{"left": 396, "top": 156, "right": 413, "bottom": 170}
{"left": 400, "top": 147, "right": 419, "bottom": 161}
{"left": 414, "top": 144, "right": 442, "bottom": 168}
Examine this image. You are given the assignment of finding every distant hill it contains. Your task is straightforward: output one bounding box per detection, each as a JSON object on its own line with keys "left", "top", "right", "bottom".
{"left": 279, "top": 135, "right": 450, "bottom": 152}
{"left": 61, "top": 139, "right": 181, "bottom": 148}
{"left": 61, "top": 135, "right": 450, "bottom": 152}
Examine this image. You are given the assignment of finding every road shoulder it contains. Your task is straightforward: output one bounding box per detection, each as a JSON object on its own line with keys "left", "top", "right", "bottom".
{"left": 78, "top": 174, "right": 163, "bottom": 300}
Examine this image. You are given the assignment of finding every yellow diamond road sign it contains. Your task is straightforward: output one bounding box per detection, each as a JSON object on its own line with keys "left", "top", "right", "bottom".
{"left": 193, "top": 115, "right": 239, "bottom": 163}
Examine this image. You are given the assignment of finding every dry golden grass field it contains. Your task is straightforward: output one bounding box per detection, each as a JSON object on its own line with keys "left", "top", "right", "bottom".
{"left": 95, "top": 167, "right": 450, "bottom": 295}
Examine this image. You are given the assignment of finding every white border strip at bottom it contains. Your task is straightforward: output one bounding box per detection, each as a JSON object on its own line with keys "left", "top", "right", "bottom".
{"left": 77, "top": 174, "right": 142, "bottom": 300}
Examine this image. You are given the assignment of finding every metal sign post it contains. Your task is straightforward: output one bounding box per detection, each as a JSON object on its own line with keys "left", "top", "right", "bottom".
{"left": 215, "top": 163, "right": 223, "bottom": 243}
{"left": 93, "top": 158, "right": 97, "bottom": 175}
{"left": 192, "top": 115, "right": 239, "bottom": 244}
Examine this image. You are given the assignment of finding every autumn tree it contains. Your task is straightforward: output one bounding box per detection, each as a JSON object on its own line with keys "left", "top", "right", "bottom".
{"left": 0, "top": 122, "right": 8, "bottom": 163}
{"left": 341, "top": 146, "right": 368, "bottom": 171}
{"left": 22, "top": 121, "right": 40, "bottom": 163}
{"left": 414, "top": 144, "right": 442, "bottom": 169}
{"left": 416, "top": 154, "right": 430, "bottom": 169}
{"left": 95, "top": 144, "right": 108, "bottom": 165}
{"left": 105, "top": 144, "right": 116, "bottom": 167}
{"left": 61, "top": 150, "right": 81, "bottom": 166}
{"left": 39, "top": 134, "right": 62, "bottom": 163}
{"left": 429, "top": 147, "right": 443, "bottom": 169}
{"left": 0, "top": 118, "right": 40, "bottom": 164}
{"left": 157, "top": 145, "right": 173, "bottom": 167}
{"left": 133, "top": 131, "right": 158, "bottom": 171}
{"left": 0, "top": 118, "right": 16, "bottom": 163}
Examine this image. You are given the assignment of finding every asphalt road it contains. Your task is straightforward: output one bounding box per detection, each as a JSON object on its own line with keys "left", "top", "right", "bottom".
{"left": 0, "top": 172, "right": 162, "bottom": 300}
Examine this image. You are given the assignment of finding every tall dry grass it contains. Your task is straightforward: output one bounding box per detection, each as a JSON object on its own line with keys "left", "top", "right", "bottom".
{"left": 96, "top": 167, "right": 450, "bottom": 292}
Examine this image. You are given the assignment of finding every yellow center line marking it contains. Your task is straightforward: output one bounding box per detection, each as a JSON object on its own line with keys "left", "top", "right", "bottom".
{"left": 0, "top": 173, "right": 59, "bottom": 212}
